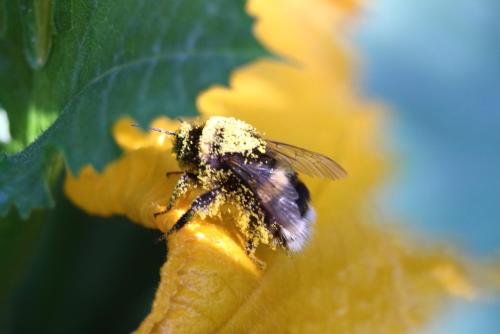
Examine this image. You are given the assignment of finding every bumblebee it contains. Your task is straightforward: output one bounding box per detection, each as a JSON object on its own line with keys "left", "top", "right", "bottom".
{"left": 142, "top": 116, "right": 346, "bottom": 255}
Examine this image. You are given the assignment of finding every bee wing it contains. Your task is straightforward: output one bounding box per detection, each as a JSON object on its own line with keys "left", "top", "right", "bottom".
{"left": 265, "top": 140, "right": 347, "bottom": 180}
{"left": 224, "top": 156, "right": 304, "bottom": 232}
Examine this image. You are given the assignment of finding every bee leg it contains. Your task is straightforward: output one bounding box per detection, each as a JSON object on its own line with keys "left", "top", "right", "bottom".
{"left": 165, "top": 171, "right": 184, "bottom": 178}
{"left": 244, "top": 215, "right": 267, "bottom": 270}
{"left": 245, "top": 240, "right": 257, "bottom": 256}
{"left": 165, "top": 171, "right": 198, "bottom": 210}
{"left": 245, "top": 241, "right": 267, "bottom": 270}
{"left": 154, "top": 172, "right": 198, "bottom": 218}
{"left": 153, "top": 209, "right": 169, "bottom": 218}
{"left": 244, "top": 215, "right": 260, "bottom": 255}
{"left": 166, "top": 187, "right": 220, "bottom": 237}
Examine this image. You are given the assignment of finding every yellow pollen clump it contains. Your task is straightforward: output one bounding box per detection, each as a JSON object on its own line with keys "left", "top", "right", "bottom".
{"left": 200, "top": 116, "right": 266, "bottom": 159}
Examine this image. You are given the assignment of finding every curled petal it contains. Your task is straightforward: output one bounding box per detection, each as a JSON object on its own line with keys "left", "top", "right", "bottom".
{"left": 65, "top": 116, "right": 474, "bottom": 334}
{"left": 136, "top": 222, "right": 261, "bottom": 334}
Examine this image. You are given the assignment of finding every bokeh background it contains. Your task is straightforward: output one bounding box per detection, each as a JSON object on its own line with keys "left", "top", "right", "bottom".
{"left": 1, "top": 0, "right": 499, "bottom": 333}
{"left": 356, "top": 0, "right": 500, "bottom": 332}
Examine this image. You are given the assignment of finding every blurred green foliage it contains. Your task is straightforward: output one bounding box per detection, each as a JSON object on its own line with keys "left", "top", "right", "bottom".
{"left": 0, "top": 180, "right": 166, "bottom": 333}
{"left": 0, "top": 0, "right": 264, "bottom": 332}
{"left": 0, "top": 0, "right": 265, "bottom": 218}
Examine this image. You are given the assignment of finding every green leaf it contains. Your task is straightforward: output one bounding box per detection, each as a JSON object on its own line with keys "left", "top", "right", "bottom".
{"left": 0, "top": 0, "right": 266, "bottom": 219}
{"left": 0, "top": 0, "right": 34, "bottom": 152}
{"left": 0, "top": 181, "right": 166, "bottom": 333}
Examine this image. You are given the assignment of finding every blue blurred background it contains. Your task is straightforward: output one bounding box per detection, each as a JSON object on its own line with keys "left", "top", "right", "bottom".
{"left": 356, "top": 0, "right": 500, "bottom": 332}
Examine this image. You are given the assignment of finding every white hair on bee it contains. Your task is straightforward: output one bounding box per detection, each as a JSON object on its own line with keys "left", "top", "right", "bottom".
{"left": 281, "top": 207, "right": 316, "bottom": 252}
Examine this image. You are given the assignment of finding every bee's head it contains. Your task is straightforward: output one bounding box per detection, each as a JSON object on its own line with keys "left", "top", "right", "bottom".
{"left": 172, "top": 121, "right": 201, "bottom": 167}
{"left": 131, "top": 121, "right": 201, "bottom": 167}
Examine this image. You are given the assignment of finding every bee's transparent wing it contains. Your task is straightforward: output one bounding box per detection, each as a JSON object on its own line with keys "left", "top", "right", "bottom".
{"left": 265, "top": 140, "right": 347, "bottom": 180}
{"left": 224, "top": 155, "right": 303, "bottom": 229}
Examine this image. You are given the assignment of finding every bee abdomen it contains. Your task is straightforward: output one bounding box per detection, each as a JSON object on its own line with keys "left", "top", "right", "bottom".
{"left": 292, "top": 175, "right": 311, "bottom": 217}
{"left": 277, "top": 175, "right": 316, "bottom": 252}
{"left": 222, "top": 153, "right": 316, "bottom": 252}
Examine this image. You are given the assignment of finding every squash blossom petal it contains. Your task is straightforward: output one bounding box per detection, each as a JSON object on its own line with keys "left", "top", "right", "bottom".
{"left": 65, "top": 0, "right": 476, "bottom": 333}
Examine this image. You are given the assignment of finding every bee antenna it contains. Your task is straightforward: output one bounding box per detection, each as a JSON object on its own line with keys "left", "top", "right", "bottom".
{"left": 131, "top": 123, "right": 175, "bottom": 136}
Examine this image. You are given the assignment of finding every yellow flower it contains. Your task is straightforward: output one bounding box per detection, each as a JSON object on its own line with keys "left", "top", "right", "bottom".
{"left": 65, "top": 0, "right": 474, "bottom": 333}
